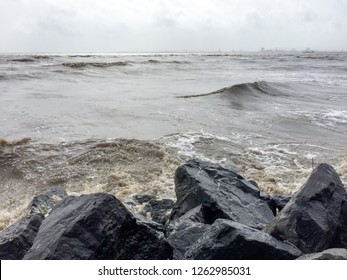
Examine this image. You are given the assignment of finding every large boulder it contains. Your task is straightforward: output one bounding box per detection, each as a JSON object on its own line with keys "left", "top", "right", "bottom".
{"left": 266, "top": 163, "right": 346, "bottom": 253}
{"left": 0, "top": 214, "right": 44, "bottom": 259}
{"left": 27, "top": 185, "right": 68, "bottom": 216}
{"left": 171, "top": 160, "right": 274, "bottom": 229}
{"left": 24, "top": 193, "right": 173, "bottom": 260}
{"left": 297, "top": 248, "right": 347, "bottom": 260}
{"left": 185, "top": 219, "right": 302, "bottom": 260}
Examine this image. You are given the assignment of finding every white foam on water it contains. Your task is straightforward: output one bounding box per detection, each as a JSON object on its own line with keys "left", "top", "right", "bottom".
{"left": 322, "top": 109, "right": 347, "bottom": 124}
{"left": 291, "top": 109, "right": 347, "bottom": 133}
{"left": 161, "top": 130, "right": 243, "bottom": 164}
{"left": 0, "top": 139, "right": 180, "bottom": 230}
{"left": 241, "top": 142, "right": 344, "bottom": 194}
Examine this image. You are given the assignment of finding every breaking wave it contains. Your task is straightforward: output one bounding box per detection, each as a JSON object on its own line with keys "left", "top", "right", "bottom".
{"left": 145, "top": 59, "right": 191, "bottom": 64}
{"left": 0, "top": 138, "right": 180, "bottom": 230}
{"left": 296, "top": 55, "right": 344, "bottom": 61}
{"left": 9, "top": 58, "right": 36, "bottom": 63}
{"left": 177, "top": 81, "right": 294, "bottom": 99}
{"left": 8, "top": 55, "right": 53, "bottom": 63}
{"left": 62, "top": 61, "right": 129, "bottom": 69}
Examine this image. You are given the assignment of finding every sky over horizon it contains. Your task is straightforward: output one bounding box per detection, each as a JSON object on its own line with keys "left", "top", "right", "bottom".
{"left": 1, "top": 0, "right": 346, "bottom": 52}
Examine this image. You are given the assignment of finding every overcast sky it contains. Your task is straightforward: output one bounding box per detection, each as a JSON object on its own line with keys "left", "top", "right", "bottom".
{"left": 1, "top": 0, "right": 346, "bottom": 52}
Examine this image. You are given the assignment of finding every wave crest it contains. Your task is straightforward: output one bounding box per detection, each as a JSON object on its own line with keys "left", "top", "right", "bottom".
{"left": 62, "top": 61, "right": 128, "bottom": 69}
{"left": 178, "top": 81, "right": 292, "bottom": 99}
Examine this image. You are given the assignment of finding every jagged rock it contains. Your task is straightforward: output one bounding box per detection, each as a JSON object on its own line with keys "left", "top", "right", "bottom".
{"left": 168, "top": 221, "right": 210, "bottom": 260}
{"left": 133, "top": 194, "right": 155, "bottom": 204}
{"left": 24, "top": 193, "right": 173, "bottom": 260}
{"left": 27, "top": 185, "right": 68, "bottom": 216}
{"left": 166, "top": 205, "right": 210, "bottom": 259}
{"left": 248, "top": 180, "right": 259, "bottom": 188}
{"left": 259, "top": 192, "right": 276, "bottom": 216}
{"left": 167, "top": 205, "right": 206, "bottom": 232}
{"left": 133, "top": 213, "right": 165, "bottom": 235}
{"left": 116, "top": 219, "right": 173, "bottom": 260}
{"left": 334, "top": 196, "right": 347, "bottom": 247}
{"left": 171, "top": 159, "right": 274, "bottom": 229}
{"left": 297, "top": 248, "right": 347, "bottom": 260}
{"left": 271, "top": 194, "right": 292, "bottom": 213}
{"left": 0, "top": 214, "right": 44, "bottom": 259}
{"left": 185, "top": 219, "right": 302, "bottom": 260}
{"left": 266, "top": 164, "right": 345, "bottom": 253}
{"left": 142, "top": 199, "right": 175, "bottom": 224}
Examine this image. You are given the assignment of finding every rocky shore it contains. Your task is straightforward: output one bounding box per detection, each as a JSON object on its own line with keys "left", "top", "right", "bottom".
{"left": 1, "top": 159, "right": 346, "bottom": 260}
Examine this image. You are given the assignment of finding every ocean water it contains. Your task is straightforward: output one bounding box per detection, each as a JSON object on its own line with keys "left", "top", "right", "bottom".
{"left": 1, "top": 52, "right": 346, "bottom": 229}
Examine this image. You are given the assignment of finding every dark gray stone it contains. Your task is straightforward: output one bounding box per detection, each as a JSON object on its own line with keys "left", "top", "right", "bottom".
{"left": 259, "top": 192, "right": 277, "bottom": 216}
{"left": 297, "top": 248, "right": 347, "bottom": 260}
{"left": 271, "top": 194, "right": 292, "bottom": 213}
{"left": 185, "top": 219, "right": 302, "bottom": 260}
{"left": 142, "top": 199, "right": 175, "bottom": 224}
{"left": 133, "top": 194, "right": 155, "bottom": 204}
{"left": 266, "top": 163, "right": 345, "bottom": 253}
{"left": 171, "top": 159, "right": 274, "bottom": 229}
{"left": 166, "top": 205, "right": 211, "bottom": 259}
{"left": 168, "top": 221, "right": 210, "bottom": 259}
{"left": 167, "top": 205, "right": 206, "bottom": 232}
{"left": 133, "top": 213, "right": 165, "bottom": 235}
{"left": 24, "top": 193, "right": 173, "bottom": 260}
{"left": 27, "top": 185, "right": 68, "bottom": 216}
{"left": 334, "top": 196, "right": 347, "bottom": 247}
{"left": 116, "top": 219, "right": 173, "bottom": 260}
{"left": 0, "top": 214, "right": 44, "bottom": 260}
{"left": 248, "top": 180, "right": 259, "bottom": 188}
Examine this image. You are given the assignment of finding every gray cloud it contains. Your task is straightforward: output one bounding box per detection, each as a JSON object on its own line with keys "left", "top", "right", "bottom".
{"left": 0, "top": 0, "right": 346, "bottom": 52}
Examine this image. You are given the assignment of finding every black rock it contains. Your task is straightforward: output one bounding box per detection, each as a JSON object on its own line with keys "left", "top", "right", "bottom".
{"left": 248, "top": 180, "right": 259, "bottom": 188}
{"left": 266, "top": 163, "right": 345, "bottom": 253}
{"left": 297, "top": 248, "right": 347, "bottom": 260}
{"left": 171, "top": 159, "right": 274, "bottom": 229}
{"left": 27, "top": 185, "right": 68, "bottom": 216}
{"left": 133, "top": 194, "right": 155, "bottom": 204}
{"left": 271, "top": 194, "right": 292, "bottom": 213}
{"left": 116, "top": 219, "right": 173, "bottom": 260}
{"left": 133, "top": 213, "right": 165, "bottom": 235}
{"left": 167, "top": 205, "right": 206, "bottom": 232}
{"left": 142, "top": 199, "right": 175, "bottom": 224}
{"left": 166, "top": 205, "right": 211, "bottom": 259}
{"left": 185, "top": 219, "right": 302, "bottom": 260}
{"left": 259, "top": 192, "right": 277, "bottom": 216}
{"left": 24, "top": 193, "right": 173, "bottom": 260}
{"left": 168, "top": 221, "right": 210, "bottom": 260}
{"left": 334, "top": 196, "right": 347, "bottom": 247}
{"left": 0, "top": 214, "right": 44, "bottom": 260}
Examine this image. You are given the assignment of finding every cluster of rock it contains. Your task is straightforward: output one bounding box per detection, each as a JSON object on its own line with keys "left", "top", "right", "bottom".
{"left": 1, "top": 159, "right": 346, "bottom": 260}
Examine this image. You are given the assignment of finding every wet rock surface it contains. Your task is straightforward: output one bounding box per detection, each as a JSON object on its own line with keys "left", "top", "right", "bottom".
{"left": 170, "top": 159, "right": 275, "bottom": 229}
{"left": 166, "top": 205, "right": 211, "bottom": 259}
{"left": 297, "top": 248, "right": 347, "bottom": 260}
{"left": 0, "top": 214, "right": 44, "bottom": 260}
{"left": 266, "top": 163, "right": 346, "bottom": 253}
{"left": 24, "top": 193, "right": 173, "bottom": 260}
{"left": 27, "top": 185, "right": 68, "bottom": 216}
{"left": 141, "top": 199, "right": 175, "bottom": 224}
{"left": 1, "top": 159, "right": 346, "bottom": 260}
{"left": 185, "top": 219, "right": 302, "bottom": 260}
